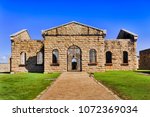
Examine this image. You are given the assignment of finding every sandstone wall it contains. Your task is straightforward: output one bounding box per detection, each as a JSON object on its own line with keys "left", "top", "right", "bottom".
{"left": 139, "top": 49, "right": 150, "bottom": 70}
{"left": 43, "top": 22, "right": 105, "bottom": 36}
{"left": 10, "top": 22, "right": 138, "bottom": 73}
{"left": 11, "top": 40, "right": 44, "bottom": 73}
{"left": 104, "top": 39, "right": 137, "bottom": 70}
{"left": 44, "top": 36, "right": 105, "bottom": 73}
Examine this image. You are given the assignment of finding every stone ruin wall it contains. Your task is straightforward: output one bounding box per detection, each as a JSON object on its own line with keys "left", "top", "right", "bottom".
{"left": 139, "top": 49, "right": 150, "bottom": 70}
{"left": 11, "top": 40, "right": 44, "bottom": 73}
{"left": 10, "top": 22, "right": 138, "bottom": 73}
{"left": 104, "top": 39, "right": 137, "bottom": 70}
{"left": 11, "top": 30, "right": 44, "bottom": 73}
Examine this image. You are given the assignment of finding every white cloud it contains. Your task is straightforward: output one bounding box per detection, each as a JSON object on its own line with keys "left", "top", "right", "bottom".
{"left": 0, "top": 56, "right": 9, "bottom": 63}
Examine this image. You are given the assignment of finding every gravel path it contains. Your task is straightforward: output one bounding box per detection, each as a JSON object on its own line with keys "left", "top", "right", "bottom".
{"left": 38, "top": 72, "right": 119, "bottom": 100}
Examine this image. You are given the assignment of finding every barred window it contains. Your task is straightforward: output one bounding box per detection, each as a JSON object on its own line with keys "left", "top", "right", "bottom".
{"left": 37, "top": 52, "right": 43, "bottom": 65}
{"left": 52, "top": 49, "right": 59, "bottom": 64}
{"left": 106, "top": 51, "right": 112, "bottom": 63}
{"left": 20, "top": 52, "right": 26, "bottom": 65}
{"left": 89, "top": 49, "right": 97, "bottom": 63}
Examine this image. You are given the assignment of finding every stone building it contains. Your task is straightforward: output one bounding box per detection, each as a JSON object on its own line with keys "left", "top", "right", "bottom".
{"left": 139, "top": 49, "right": 150, "bottom": 70}
{"left": 10, "top": 21, "right": 138, "bottom": 73}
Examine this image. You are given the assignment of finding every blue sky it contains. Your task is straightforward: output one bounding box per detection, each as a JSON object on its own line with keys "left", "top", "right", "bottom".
{"left": 0, "top": 0, "right": 150, "bottom": 63}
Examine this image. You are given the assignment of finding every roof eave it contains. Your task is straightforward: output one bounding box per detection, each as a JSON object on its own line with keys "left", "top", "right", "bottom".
{"left": 10, "top": 29, "right": 27, "bottom": 37}
{"left": 121, "top": 29, "right": 138, "bottom": 37}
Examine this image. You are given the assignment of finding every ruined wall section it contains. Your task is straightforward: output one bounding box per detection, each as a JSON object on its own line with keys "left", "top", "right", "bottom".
{"left": 139, "top": 49, "right": 150, "bottom": 70}
{"left": 104, "top": 39, "right": 137, "bottom": 70}
{"left": 11, "top": 30, "right": 44, "bottom": 73}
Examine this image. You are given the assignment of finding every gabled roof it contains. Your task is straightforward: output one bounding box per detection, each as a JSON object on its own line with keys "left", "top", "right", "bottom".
{"left": 42, "top": 21, "right": 106, "bottom": 37}
{"left": 42, "top": 21, "right": 106, "bottom": 32}
{"left": 117, "top": 29, "right": 138, "bottom": 40}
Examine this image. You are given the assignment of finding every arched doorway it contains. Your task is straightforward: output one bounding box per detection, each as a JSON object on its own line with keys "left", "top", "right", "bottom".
{"left": 67, "top": 45, "right": 82, "bottom": 71}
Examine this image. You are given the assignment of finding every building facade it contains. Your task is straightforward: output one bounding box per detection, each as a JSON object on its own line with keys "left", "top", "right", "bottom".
{"left": 10, "top": 21, "right": 138, "bottom": 73}
{"left": 139, "top": 49, "right": 150, "bottom": 70}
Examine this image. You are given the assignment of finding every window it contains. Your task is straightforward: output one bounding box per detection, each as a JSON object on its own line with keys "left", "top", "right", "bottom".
{"left": 89, "top": 49, "right": 97, "bottom": 63}
{"left": 123, "top": 51, "right": 128, "bottom": 63}
{"left": 52, "top": 49, "right": 59, "bottom": 64}
{"left": 20, "top": 52, "right": 26, "bottom": 65}
{"left": 106, "top": 51, "right": 112, "bottom": 63}
{"left": 37, "top": 52, "right": 43, "bottom": 65}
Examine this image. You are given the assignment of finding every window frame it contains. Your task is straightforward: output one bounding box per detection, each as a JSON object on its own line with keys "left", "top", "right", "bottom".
{"left": 105, "top": 51, "right": 112, "bottom": 66}
{"left": 20, "top": 52, "right": 26, "bottom": 66}
{"left": 88, "top": 49, "right": 97, "bottom": 66}
{"left": 121, "top": 51, "right": 129, "bottom": 66}
{"left": 36, "top": 51, "right": 43, "bottom": 65}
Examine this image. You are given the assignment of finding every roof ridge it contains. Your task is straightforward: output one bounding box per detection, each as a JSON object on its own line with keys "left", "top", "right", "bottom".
{"left": 42, "top": 21, "right": 106, "bottom": 34}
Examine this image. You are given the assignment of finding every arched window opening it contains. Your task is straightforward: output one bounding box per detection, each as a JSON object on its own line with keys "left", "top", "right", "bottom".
{"left": 52, "top": 49, "right": 59, "bottom": 64}
{"left": 106, "top": 51, "right": 112, "bottom": 63}
{"left": 37, "top": 52, "right": 43, "bottom": 65}
{"left": 89, "top": 49, "right": 97, "bottom": 63}
{"left": 20, "top": 52, "right": 26, "bottom": 65}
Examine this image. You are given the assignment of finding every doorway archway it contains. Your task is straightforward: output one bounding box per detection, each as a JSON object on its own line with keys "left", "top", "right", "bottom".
{"left": 67, "top": 45, "right": 82, "bottom": 71}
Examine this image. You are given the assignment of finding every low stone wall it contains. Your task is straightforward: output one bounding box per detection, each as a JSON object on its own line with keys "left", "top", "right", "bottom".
{"left": 0, "top": 63, "right": 10, "bottom": 73}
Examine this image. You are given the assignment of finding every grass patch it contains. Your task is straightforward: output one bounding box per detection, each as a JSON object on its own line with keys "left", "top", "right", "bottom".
{"left": 94, "top": 71, "right": 150, "bottom": 100}
{"left": 0, "top": 73, "right": 60, "bottom": 100}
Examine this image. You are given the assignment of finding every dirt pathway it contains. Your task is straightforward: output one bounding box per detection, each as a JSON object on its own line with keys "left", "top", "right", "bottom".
{"left": 38, "top": 72, "right": 119, "bottom": 100}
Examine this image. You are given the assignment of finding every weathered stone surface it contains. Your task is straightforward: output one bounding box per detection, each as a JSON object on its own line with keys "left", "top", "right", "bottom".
{"left": 10, "top": 21, "right": 138, "bottom": 73}
{"left": 11, "top": 40, "right": 44, "bottom": 73}
{"left": 104, "top": 39, "right": 137, "bottom": 70}
{"left": 44, "top": 36, "right": 105, "bottom": 73}
{"left": 139, "top": 49, "right": 150, "bottom": 70}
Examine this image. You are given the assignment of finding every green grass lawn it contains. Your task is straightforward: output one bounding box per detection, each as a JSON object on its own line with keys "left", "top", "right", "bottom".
{"left": 0, "top": 73, "right": 60, "bottom": 100}
{"left": 94, "top": 71, "right": 150, "bottom": 100}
